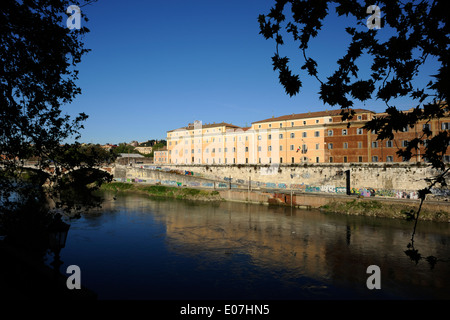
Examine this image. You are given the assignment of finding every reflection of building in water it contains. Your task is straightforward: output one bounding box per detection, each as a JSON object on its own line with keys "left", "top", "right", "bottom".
{"left": 93, "top": 194, "right": 450, "bottom": 298}
{"left": 148, "top": 200, "right": 336, "bottom": 283}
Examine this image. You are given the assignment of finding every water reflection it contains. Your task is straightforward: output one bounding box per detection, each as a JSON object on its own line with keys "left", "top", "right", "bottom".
{"left": 62, "top": 193, "right": 450, "bottom": 299}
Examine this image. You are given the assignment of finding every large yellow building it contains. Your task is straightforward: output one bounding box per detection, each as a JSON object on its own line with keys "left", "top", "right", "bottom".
{"left": 167, "top": 107, "right": 450, "bottom": 165}
{"left": 167, "top": 109, "right": 374, "bottom": 165}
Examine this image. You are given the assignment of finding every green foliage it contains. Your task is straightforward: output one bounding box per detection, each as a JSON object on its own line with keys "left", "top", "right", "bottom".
{"left": 100, "top": 182, "right": 222, "bottom": 201}
{"left": 113, "top": 143, "right": 137, "bottom": 155}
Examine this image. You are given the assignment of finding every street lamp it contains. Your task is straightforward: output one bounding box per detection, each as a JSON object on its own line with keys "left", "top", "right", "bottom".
{"left": 47, "top": 213, "right": 70, "bottom": 275}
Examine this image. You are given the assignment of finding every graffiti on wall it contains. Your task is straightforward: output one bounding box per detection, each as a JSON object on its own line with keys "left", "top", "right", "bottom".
{"left": 121, "top": 167, "right": 446, "bottom": 200}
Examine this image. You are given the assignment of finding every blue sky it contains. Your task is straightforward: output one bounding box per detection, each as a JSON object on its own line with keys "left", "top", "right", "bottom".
{"left": 65, "top": 0, "right": 439, "bottom": 145}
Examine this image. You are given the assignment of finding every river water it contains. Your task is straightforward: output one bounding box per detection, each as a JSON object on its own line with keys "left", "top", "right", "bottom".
{"left": 52, "top": 192, "right": 450, "bottom": 300}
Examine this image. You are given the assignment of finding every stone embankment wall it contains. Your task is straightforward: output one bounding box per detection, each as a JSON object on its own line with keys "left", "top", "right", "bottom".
{"left": 113, "top": 163, "right": 449, "bottom": 200}
{"left": 111, "top": 163, "right": 450, "bottom": 220}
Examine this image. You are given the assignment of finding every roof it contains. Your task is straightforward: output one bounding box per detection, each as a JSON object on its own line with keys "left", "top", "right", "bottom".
{"left": 252, "top": 108, "right": 375, "bottom": 124}
{"left": 168, "top": 121, "right": 240, "bottom": 132}
{"left": 118, "top": 153, "right": 144, "bottom": 158}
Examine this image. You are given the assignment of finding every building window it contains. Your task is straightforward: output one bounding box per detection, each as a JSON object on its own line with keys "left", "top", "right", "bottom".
{"left": 303, "top": 121, "right": 306, "bottom": 125}
{"left": 328, "top": 130, "right": 333, "bottom": 136}
{"left": 280, "top": 145, "right": 283, "bottom": 151}
{"left": 269, "top": 124, "right": 271, "bottom": 127}
{"left": 224, "top": 148, "right": 228, "bottom": 152}
{"left": 358, "top": 156, "right": 363, "bottom": 162}
{"left": 290, "top": 133, "right": 295, "bottom": 138}
{"left": 280, "top": 123, "right": 283, "bottom": 128}
{"left": 343, "top": 142, "right": 348, "bottom": 149}
{"left": 212, "top": 148, "right": 215, "bottom": 153}
{"left": 245, "top": 158, "right": 248, "bottom": 164}
{"left": 316, "top": 157, "right": 320, "bottom": 163}
{"left": 372, "top": 141, "right": 378, "bottom": 148}
{"left": 280, "top": 157, "right": 283, "bottom": 163}
{"left": 342, "top": 129, "right": 347, "bottom": 136}
{"left": 328, "top": 143, "right": 333, "bottom": 149}
{"left": 290, "top": 145, "right": 294, "bottom": 151}
{"left": 232, "top": 147, "right": 236, "bottom": 152}
{"left": 245, "top": 147, "right": 248, "bottom": 152}
{"left": 357, "top": 115, "right": 362, "bottom": 120}
{"left": 316, "top": 120, "right": 319, "bottom": 123}
{"left": 402, "top": 156, "right": 409, "bottom": 162}
{"left": 372, "top": 156, "right": 378, "bottom": 162}
{"left": 386, "top": 140, "right": 393, "bottom": 148}
{"left": 329, "top": 157, "right": 333, "bottom": 163}
{"left": 258, "top": 146, "right": 261, "bottom": 152}
{"left": 357, "top": 128, "right": 363, "bottom": 135}
{"left": 442, "top": 123, "right": 450, "bottom": 130}
{"left": 316, "top": 143, "right": 319, "bottom": 150}
{"left": 268, "top": 134, "right": 271, "bottom": 140}
{"left": 279, "top": 134, "right": 283, "bottom": 139}
{"left": 291, "top": 122, "right": 294, "bottom": 127}
{"left": 386, "top": 156, "right": 393, "bottom": 162}
{"left": 402, "top": 140, "right": 408, "bottom": 147}
{"left": 302, "top": 132, "right": 307, "bottom": 138}
{"left": 401, "top": 126, "right": 409, "bottom": 132}
{"left": 444, "top": 155, "right": 450, "bottom": 163}
{"left": 258, "top": 135, "right": 262, "bottom": 140}
{"left": 358, "top": 142, "right": 362, "bottom": 149}
{"left": 291, "top": 157, "right": 295, "bottom": 163}
{"left": 314, "top": 131, "right": 320, "bottom": 137}
{"left": 343, "top": 156, "right": 348, "bottom": 163}
{"left": 268, "top": 146, "right": 272, "bottom": 151}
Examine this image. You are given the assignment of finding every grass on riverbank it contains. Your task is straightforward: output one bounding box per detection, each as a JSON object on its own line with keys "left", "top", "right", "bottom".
{"left": 100, "top": 182, "right": 223, "bottom": 201}
{"left": 320, "top": 199, "right": 449, "bottom": 222}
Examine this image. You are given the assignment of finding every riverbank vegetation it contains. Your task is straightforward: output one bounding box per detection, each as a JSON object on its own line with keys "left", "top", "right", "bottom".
{"left": 100, "top": 182, "right": 223, "bottom": 202}
{"left": 320, "top": 199, "right": 449, "bottom": 223}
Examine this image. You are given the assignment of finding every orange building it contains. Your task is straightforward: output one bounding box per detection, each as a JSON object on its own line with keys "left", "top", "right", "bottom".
{"left": 153, "top": 146, "right": 168, "bottom": 164}
{"left": 167, "top": 107, "right": 450, "bottom": 165}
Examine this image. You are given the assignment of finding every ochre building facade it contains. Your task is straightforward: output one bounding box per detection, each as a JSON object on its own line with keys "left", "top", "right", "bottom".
{"left": 166, "top": 108, "right": 450, "bottom": 165}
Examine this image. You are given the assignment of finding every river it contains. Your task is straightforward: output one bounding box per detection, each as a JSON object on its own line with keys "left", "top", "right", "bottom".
{"left": 50, "top": 192, "right": 450, "bottom": 300}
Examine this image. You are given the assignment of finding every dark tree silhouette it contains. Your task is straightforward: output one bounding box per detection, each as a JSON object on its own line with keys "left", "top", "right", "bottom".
{"left": 259, "top": 0, "right": 449, "bottom": 266}
{"left": 0, "top": 0, "right": 107, "bottom": 248}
